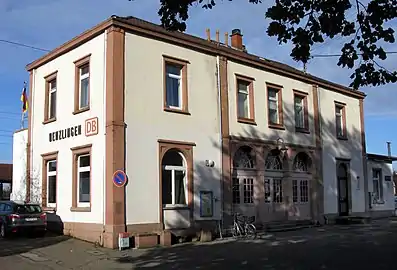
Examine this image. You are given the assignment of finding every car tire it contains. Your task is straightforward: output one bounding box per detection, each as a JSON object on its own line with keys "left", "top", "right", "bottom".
{"left": 0, "top": 223, "right": 7, "bottom": 239}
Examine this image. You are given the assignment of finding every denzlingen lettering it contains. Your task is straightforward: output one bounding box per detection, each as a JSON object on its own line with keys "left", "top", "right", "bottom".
{"left": 49, "top": 125, "right": 82, "bottom": 142}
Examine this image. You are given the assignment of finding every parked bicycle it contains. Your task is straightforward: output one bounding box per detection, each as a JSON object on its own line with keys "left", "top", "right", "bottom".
{"left": 232, "top": 213, "right": 257, "bottom": 239}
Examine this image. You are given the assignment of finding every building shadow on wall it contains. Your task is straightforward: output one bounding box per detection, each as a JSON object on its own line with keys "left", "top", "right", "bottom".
{"left": 116, "top": 96, "right": 367, "bottom": 267}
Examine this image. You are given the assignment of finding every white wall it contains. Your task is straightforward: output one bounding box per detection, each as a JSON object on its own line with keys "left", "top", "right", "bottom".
{"left": 124, "top": 32, "right": 222, "bottom": 225}
{"left": 227, "top": 60, "right": 316, "bottom": 147}
{"left": 11, "top": 129, "right": 28, "bottom": 201}
{"left": 30, "top": 33, "right": 107, "bottom": 224}
{"left": 367, "top": 160, "right": 394, "bottom": 212}
{"left": 319, "top": 88, "right": 364, "bottom": 215}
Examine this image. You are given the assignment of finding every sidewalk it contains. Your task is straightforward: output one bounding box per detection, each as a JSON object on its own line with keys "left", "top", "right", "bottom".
{"left": 6, "top": 217, "right": 397, "bottom": 269}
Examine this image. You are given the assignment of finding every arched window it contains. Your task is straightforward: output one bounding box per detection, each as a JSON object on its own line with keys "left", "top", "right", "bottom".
{"left": 162, "top": 149, "right": 187, "bottom": 206}
{"left": 233, "top": 146, "right": 256, "bottom": 169}
{"left": 265, "top": 149, "right": 283, "bottom": 170}
{"left": 293, "top": 152, "right": 312, "bottom": 172}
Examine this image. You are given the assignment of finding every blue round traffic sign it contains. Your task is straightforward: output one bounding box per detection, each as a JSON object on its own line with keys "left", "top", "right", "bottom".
{"left": 113, "top": 170, "right": 127, "bottom": 187}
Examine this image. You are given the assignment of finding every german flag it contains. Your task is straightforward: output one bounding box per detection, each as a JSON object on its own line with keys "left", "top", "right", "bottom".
{"left": 21, "top": 84, "right": 28, "bottom": 113}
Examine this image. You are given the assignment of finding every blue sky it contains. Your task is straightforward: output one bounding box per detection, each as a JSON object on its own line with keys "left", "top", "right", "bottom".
{"left": 0, "top": 0, "right": 396, "bottom": 165}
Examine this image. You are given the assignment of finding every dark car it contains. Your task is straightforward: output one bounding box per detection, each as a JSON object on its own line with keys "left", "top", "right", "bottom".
{"left": 0, "top": 200, "right": 47, "bottom": 238}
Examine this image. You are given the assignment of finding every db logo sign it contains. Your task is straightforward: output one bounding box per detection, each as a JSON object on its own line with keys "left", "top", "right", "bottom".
{"left": 85, "top": 117, "right": 98, "bottom": 137}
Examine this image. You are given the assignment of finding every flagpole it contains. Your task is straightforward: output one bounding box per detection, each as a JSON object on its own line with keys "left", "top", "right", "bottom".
{"left": 20, "top": 81, "right": 27, "bottom": 129}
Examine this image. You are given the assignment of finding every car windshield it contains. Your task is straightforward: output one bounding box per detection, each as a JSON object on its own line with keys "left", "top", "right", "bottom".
{"left": 14, "top": 204, "right": 42, "bottom": 214}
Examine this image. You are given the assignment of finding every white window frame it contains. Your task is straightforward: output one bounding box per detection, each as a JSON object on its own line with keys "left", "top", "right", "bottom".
{"left": 77, "top": 154, "right": 90, "bottom": 208}
{"left": 335, "top": 105, "right": 344, "bottom": 137}
{"left": 49, "top": 79, "right": 57, "bottom": 119}
{"left": 79, "top": 64, "right": 90, "bottom": 109}
{"left": 165, "top": 63, "right": 183, "bottom": 110}
{"left": 268, "top": 89, "right": 279, "bottom": 124}
{"left": 47, "top": 160, "right": 57, "bottom": 208}
{"left": 294, "top": 96, "right": 305, "bottom": 128}
{"left": 237, "top": 80, "right": 250, "bottom": 119}
{"left": 372, "top": 169, "right": 383, "bottom": 203}
{"left": 163, "top": 164, "right": 187, "bottom": 207}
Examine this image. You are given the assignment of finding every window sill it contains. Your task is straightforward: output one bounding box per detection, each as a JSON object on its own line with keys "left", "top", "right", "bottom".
{"left": 268, "top": 123, "right": 285, "bottom": 130}
{"left": 163, "top": 205, "right": 189, "bottom": 210}
{"left": 237, "top": 118, "right": 257, "bottom": 125}
{"left": 164, "top": 107, "right": 191, "bottom": 115}
{"left": 337, "top": 136, "right": 348, "bottom": 141}
{"left": 295, "top": 127, "right": 310, "bottom": 134}
{"left": 43, "top": 118, "right": 56, "bottom": 125}
{"left": 42, "top": 207, "right": 56, "bottom": 213}
{"left": 70, "top": 206, "right": 91, "bottom": 212}
{"left": 73, "top": 106, "right": 90, "bottom": 115}
{"left": 373, "top": 200, "right": 385, "bottom": 205}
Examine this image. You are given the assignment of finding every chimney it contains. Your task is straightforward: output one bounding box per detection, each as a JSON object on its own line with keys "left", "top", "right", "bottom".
{"left": 216, "top": 30, "right": 220, "bottom": 43}
{"left": 224, "top": 32, "right": 229, "bottom": 46}
{"left": 230, "top": 29, "right": 243, "bottom": 50}
{"left": 206, "top": 28, "right": 211, "bottom": 41}
{"left": 387, "top": 141, "right": 392, "bottom": 157}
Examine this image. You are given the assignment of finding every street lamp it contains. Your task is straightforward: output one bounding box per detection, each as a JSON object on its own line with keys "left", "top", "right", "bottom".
{"left": 276, "top": 137, "right": 288, "bottom": 158}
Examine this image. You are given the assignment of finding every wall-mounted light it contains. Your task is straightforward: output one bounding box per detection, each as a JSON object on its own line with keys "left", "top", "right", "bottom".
{"left": 276, "top": 137, "right": 288, "bottom": 157}
{"left": 205, "top": 160, "right": 215, "bottom": 167}
{"left": 356, "top": 176, "right": 360, "bottom": 190}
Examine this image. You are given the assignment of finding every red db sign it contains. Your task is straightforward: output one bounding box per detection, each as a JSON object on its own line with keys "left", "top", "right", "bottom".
{"left": 85, "top": 117, "right": 98, "bottom": 137}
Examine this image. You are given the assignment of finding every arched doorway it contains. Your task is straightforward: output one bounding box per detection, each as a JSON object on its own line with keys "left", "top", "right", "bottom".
{"left": 231, "top": 146, "right": 256, "bottom": 219}
{"left": 161, "top": 149, "right": 190, "bottom": 229}
{"left": 337, "top": 163, "right": 349, "bottom": 216}
{"left": 290, "top": 152, "right": 312, "bottom": 220}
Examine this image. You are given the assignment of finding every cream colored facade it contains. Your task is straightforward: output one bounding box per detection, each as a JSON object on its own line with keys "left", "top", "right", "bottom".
{"left": 13, "top": 15, "right": 376, "bottom": 248}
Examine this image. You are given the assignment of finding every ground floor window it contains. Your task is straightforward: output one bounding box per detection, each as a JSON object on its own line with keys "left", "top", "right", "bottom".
{"left": 41, "top": 151, "right": 58, "bottom": 208}
{"left": 263, "top": 178, "right": 283, "bottom": 203}
{"left": 372, "top": 168, "right": 383, "bottom": 202}
{"left": 162, "top": 150, "right": 187, "bottom": 206}
{"left": 293, "top": 179, "right": 309, "bottom": 203}
{"left": 71, "top": 145, "right": 92, "bottom": 209}
{"left": 243, "top": 178, "right": 254, "bottom": 204}
{"left": 47, "top": 160, "right": 57, "bottom": 205}
{"left": 78, "top": 154, "right": 90, "bottom": 204}
{"left": 232, "top": 177, "right": 240, "bottom": 204}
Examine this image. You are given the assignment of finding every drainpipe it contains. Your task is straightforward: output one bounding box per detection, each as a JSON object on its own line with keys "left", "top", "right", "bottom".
{"left": 101, "top": 32, "right": 108, "bottom": 247}
{"left": 216, "top": 55, "right": 223, "bottom": 235}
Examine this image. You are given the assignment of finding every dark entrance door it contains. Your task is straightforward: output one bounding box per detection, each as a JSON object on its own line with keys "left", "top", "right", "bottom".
{"left": 337, "top": 164, "right": 349, "bottom": 216}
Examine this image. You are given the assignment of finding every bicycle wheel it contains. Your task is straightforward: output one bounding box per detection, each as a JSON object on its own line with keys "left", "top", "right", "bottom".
{"left": 245, "top": 224, "right": 257, "bottom": 239}
{"left": 231, "top": 225, "right": 238, "bottom": 238}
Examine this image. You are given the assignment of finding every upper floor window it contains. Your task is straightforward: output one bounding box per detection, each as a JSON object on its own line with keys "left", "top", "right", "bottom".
{"left": 335, "top": 102, "right": 347, "bottom": 139}
{"left": 163, "top": 56, "right": 189, "bottom": 114}
{"left": 293, "top": 90, "right": 309, "bottom": 132}
{"left": 266, "top": 83, "right": 284, "bottom": 128}
{"left": 44, "top": 71, "right": 57, "bottom": 124}
{"left": 236, "top": 75, "right": 255, "bottom": 124}
{"left": 74, "top": 55, "right": 91, "bottom": 114}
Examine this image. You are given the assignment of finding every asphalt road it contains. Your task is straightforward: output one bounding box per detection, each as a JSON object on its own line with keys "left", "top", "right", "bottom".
{"left": 1, "top": 220, "right": 397, "bottom": 269}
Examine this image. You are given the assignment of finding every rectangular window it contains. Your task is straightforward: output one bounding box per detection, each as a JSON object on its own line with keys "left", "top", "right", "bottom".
{"left": 372, "top": 169, "right": 383, "bottom": 202}
{"left": 236, "top": 75, "right": 255, "bottom": 124}
{"left": 71, "top": 145, "right": 92, "bottom": 211}
{"left": 163, "top": 56, "right": 189, "bottom": 114}
{"left": 74, "top": 55, "right": 91, "bottom": 113}
{"left": 335, "top": 102, "right": 347, "bottom": 139}
{"left": 292, "top": 180, "right": 298, "bottom": 203}
{"left": 47, "top": 160, "right": 57, "bottom": 205}
{"left": 232, "top": 178, "right": 240, "bottom": 204}
{"left": 44, "top": 71, "right": 57, "bottom": 123}
{"left": 267, "top": 84, "right": 283, "bottom": 128}
{"left": 243, "top": 178, "right": 254, "bottom": 204}
{"left": 300, "top": 180, "right": 309, "bottom": 202}
{"left": 78, "top": 154, "right": 90, "bottom": 204}
{"left": 293, "top": 90, "right": 309, "bottom": 132}
{"left": 41, "top": 151, "right": 58, "bottom": 208}
{"left": 264, "top": 178, "right": 271, "bottom": 203}
{"left": 273, "top": 179, "right": 283, "bottom": 203}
